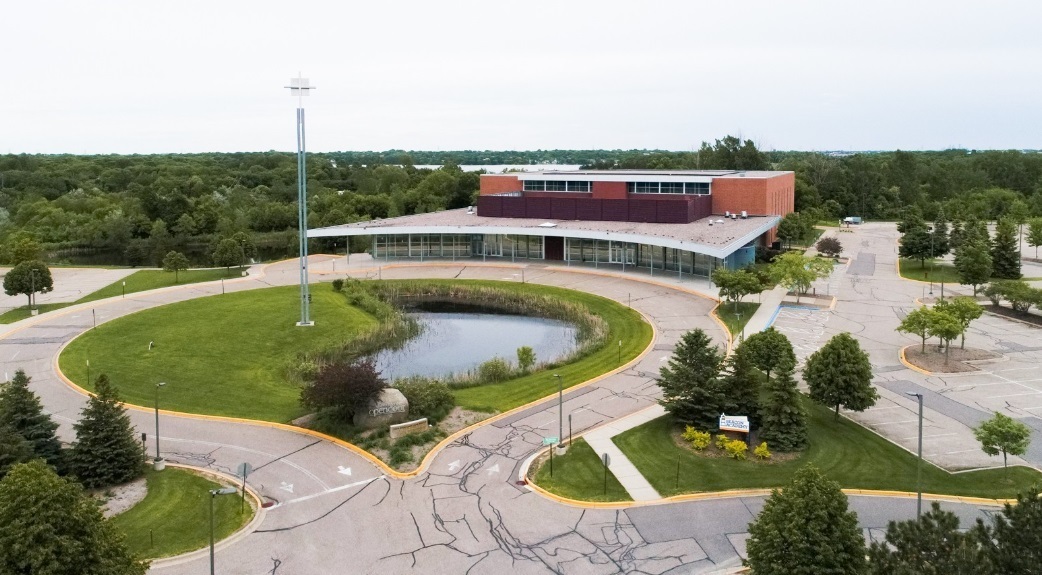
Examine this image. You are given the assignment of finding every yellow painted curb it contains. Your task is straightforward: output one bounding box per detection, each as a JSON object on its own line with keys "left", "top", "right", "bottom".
{"left": 899, "top": 345, "right": 935, "bottom": 376}
{"left": 50, "top": 266, "right": 678, "bottom": 480}
{"left": 709, "top": 304, "right": 736, "bottom": 355}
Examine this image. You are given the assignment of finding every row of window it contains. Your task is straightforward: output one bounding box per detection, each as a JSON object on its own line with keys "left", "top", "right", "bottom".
{"left": 520, "top": 180, "right": 711, "bottom": 195}
{"left": 523, "top": 180, "right": 592, "bottom": 192}
{"left": 628, "top": 182, "right": 710, "bottom": 195}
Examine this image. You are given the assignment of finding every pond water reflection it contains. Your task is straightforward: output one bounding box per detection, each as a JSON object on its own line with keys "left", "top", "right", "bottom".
{"left": 371, "top": 311, "right": 578, "bottom": 381}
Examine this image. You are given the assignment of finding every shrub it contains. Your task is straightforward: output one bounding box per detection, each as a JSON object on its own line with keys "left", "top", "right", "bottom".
{"left": 725, "top": 439, "right": 748, "bottom": 460}
{"left": 682, "top": 426, "right": 711, "bottom": 451}
{"left": 477, "top": 357, "right": 512, "bottom": 383}
{"left": 754, "top": 441, "right": 772, "bottom": 460}
{"left": 395, "top": 378, "right": 456, "bottom": 423}
{"left": 389, "top": 445, "right": 413, "bottom": 466}
{"left": 300, "top": 359, "right": 387, "bottom": 419}
{"left": 331, "top": 279, "right": 345, "bottom": 292}
{"left": 715, "top": 434, "right": 730, "bottom": 450}
{"left": 517, "top": 346, "right": 536, "bottom": 373}
{"left": 816, "top": 236, "right": 843, "bottom": 258}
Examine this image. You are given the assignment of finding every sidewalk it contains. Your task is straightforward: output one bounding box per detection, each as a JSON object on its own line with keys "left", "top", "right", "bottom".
{"left": 582, "top": 404, "right": 666, "bottom": 501}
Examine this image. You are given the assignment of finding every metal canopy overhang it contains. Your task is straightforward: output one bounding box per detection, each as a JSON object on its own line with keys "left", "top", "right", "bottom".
{"left": 308, "top": 216, "right": 779, "bottom": 260}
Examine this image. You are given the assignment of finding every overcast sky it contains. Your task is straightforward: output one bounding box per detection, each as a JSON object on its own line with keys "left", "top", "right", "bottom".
{"left": 3, "top": 1, "right": 1040, "bottom": 155}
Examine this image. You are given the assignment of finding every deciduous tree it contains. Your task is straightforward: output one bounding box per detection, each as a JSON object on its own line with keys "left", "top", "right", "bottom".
{"left": 954, "top": 237, "right": 993, "bottom": 295}
{"left": 934, "top": 296, "right": 982, "bottom": 349}
{"left": 0, "top": 460, "right": 148, "bottom": 575}
{"left": 71, "top": 375, "right": 145, "bottom": 488}
{"left": 712, "top": 268, "right": 762, "bottom": 311}
{"left": 803, "top": 333, "right": 878, "bottom": 419}
{"left": 746, "top": 466, "right": 865, "bottom": 574}
{"left": 657, "top": 328, "right": 725, "bottom": 430}
{"left": 742, "top": 327, "right": 796, "bottom": 382}
{"left": 769, "top": 252, "right": 834, "bottom": 303}
{"left": 927, "top": 310, "right": 962, "bottom": 363}
{"left": 1026, "top": 218, "right": 1042, "bottom": 259}
{"left": 897, "top": 307, "right": 933, "bottom": 354}
{"left": 973, "top": 412, "right": 1030, "bottom": 472}
{"left": 211, "top": 238, "right": 241, "bottom": 271}
{"left": 815, "top": 236, "right": 842, "bottom": 258}
{"left": 2, "top": 260, "right": 53, "bottom": 309}
{"left": 161, "top": 250, "right": 190, "bottom": 283}
{"left": 300, "top": 359, "right": 388, "bottom": 420}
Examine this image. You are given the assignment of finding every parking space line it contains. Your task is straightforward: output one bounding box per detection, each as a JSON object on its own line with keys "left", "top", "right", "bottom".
{"left": 872, "top": 419, "right": 918, "bottom": 426}
{"left": 991, "top": 391, "right": 1042, "bottom": 398}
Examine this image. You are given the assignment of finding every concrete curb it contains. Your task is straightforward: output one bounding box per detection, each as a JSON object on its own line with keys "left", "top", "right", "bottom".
{"left": 145, "top": 464, "right": 266, "bottom": 570}
{"left": 50, "top": 262, "right": 688, "bottom": 480}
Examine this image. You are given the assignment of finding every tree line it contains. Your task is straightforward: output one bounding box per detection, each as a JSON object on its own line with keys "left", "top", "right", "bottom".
{"left": 2, "top": 143, "right": 1042, "bottom": 266}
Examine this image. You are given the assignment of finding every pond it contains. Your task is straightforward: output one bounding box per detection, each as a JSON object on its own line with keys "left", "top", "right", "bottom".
{"left": 371, "top": 308, "right": 578, "bottom": 381}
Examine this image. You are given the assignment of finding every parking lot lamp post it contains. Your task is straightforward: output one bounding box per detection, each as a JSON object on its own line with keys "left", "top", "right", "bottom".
{"left": 209, "top": 487, "right": 238, "bottom": 574}
{"left": 154, "top": 382, "right": 165, "bottom": 462}
{"left": 905, "top": 392, "right": 924, "bottom": 519}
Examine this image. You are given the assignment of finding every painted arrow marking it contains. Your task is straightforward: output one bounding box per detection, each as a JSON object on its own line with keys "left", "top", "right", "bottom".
{"left": 338, "top": 466, "right": 352, "bottom": 476}
{"left": 448, "top": 460, "right": 461, "bottom": 472}
{"left": 486, "top": 463, "right": 500, "bottom": 477}
{"left": 280, "top": 482, "right": 294, "bottom": 493}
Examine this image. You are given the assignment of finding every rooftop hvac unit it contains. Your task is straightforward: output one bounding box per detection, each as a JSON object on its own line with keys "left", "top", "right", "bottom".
{"left": 708, "top": 220, "right": 713, "bottom": 226}
{"left": 724, "top": 211, "right": 730, "bottom": 217}
{"left": 741, "top": 210, "right": 748, "bottom": 219}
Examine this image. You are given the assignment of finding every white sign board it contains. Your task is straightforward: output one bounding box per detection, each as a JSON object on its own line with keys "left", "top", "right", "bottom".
{"left": 719, "top": 414, "right": 750, "bottom": 433}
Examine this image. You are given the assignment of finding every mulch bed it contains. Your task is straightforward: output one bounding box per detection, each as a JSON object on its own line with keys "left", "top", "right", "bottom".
{"left": 982, "top": 304, "right": 1042, "bottom": 327}
{"left": 903, "top": 346, "right": 1002, "bottom": 373}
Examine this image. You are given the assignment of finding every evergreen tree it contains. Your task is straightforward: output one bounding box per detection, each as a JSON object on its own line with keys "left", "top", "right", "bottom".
{"left": 719, "top": 344, "right": 760, "bottom": 427}
{"left": 759, "top": 358, "right": 807, "bottom": 451}
{"left": 990, "top": 217, "right": 1021, "bottom": 279}
{"left": 977, "top": 486, "right": 1042, "bottom": 574}
{"left": 0, "top": 425, "right": 33, "bottom": 479}
{"left": 0, "top": 370, "right": 64, "bottom": 471}
{"left": 746, "top": 466, "right": 865, "bottom": 574}
{"left": 71, "top": 375, "right": 145, "bottom": 489}
{"left": 868, "top": 502, "right": 993, "bottom": 575}
{"left": 657, "top": 329, "right": 725, "bottom": 430}
{"left": 899, "top": 224, "right": 934, "bottom": 268}
{"left": 931, "top": 214, "right": 950, "bottom": 257}
{"left": 803, "top": 333, "right": 878, "bottom": 419}
{"left": 0, "top": 460, "right": 148, "bottom": 575}
{"left": 742, "top": 327, "right": 795, "bottom": 382}
{"left": 954, "top": 237, "right": 993, "bottom": 295}
{"left": 962, "top": 217, "right": 989, "bottom": 245}
{"left": 948, "top": 220, "right": 965, "bottom": 253}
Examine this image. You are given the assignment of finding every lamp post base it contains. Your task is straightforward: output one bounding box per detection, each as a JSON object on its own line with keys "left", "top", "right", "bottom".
{"left": 555, "top": 445, "right": 568, "bottom": 455}
{"left": 153, "top": 458, "right": 166, "bottom": 471}
{"left": 295, "top": 321, "right": 315, "bottom": 327}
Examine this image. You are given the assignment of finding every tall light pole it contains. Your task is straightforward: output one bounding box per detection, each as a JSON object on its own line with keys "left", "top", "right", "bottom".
{"left": 905, "top": 392, "right": 923, "bottom": 519}
{"left": 154, "top": 382, "right": 166, "bottom": 464}
{"left": 209, "top": 486, "right": 238, "bottom": 575}
{"left": 286, "top": 74, "right": 316, "bottom": 327}
{"left": 29, "top": 268, "right": 36, "bottom": 311}
{"left": 554, "top": 374, "right": 564, "bottom": 452}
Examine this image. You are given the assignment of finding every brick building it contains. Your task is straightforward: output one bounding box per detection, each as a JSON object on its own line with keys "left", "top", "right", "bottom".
{"left": 309, "top": 169, "right": 794, "bottom": 280}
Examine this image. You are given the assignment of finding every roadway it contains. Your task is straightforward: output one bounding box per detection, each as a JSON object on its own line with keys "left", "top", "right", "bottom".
{"left": 0, "top": 223, "right": 1024, "bottom": 574}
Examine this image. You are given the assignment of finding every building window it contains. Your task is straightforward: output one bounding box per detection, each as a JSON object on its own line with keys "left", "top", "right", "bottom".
{"left": 523, "top": 180, "right": 544, "bottom": 192}
{"left": 567, "top": 181, "right": 590, "bottom": 192}
{"left": 685, "top": 182, "right": 710, "bottom": 195}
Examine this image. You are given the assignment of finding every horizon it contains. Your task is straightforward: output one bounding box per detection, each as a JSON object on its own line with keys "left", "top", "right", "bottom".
{"left": 3, "top": 1, "right": 1040, "bottom": 155}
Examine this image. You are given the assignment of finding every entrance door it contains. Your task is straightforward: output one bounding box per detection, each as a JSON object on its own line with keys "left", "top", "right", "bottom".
{"left": 609, "top": 242, "right": 634, "bottom": 264}
{"left": 544, "top": 236, "right": 564, "bottom": 260}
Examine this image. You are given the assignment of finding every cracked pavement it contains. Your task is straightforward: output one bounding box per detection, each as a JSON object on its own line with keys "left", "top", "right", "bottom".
{"left": 0, "top": 244, "right": 1016, "bottom": 574}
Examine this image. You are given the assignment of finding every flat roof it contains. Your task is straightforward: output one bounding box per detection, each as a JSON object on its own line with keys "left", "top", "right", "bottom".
{"left": 309, "top": 209, "right": 779, "bottom": 260}
{"left": 508, "top": 170, "right": 792, "bottom": 183}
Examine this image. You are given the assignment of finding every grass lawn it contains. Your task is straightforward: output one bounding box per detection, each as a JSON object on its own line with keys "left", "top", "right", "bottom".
{"left": 59, "top": 279, "right": 650, "bottom": 422}
{"left": 59, "top": 284, "right": 377, "bottom": 422}
{"left": 897, "top": 258, "right": 963, "bottom": 284}
{"left": 0, "top": 267, "right": 245, "bottom": 324}
{"left": 110, "top": 467, "right": 252, "bottom": 560}
{"left": 529, "top": 438, "right": 630, "bottom": 502}
{"left": 610, "top": 398, "right": 1042, "bottom": 500}
{"left": 448, "top": 282, "right": 652, "bottom": 413}
{"left": 715, "top": 302, "right": 759, "bottom": 339}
